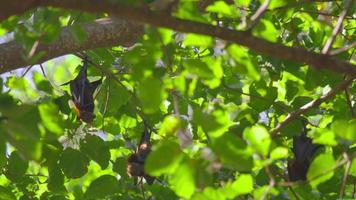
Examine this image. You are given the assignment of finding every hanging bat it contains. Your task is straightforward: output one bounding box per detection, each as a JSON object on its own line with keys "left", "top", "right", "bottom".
{"left": 287, "top": 133, "right": 321, "bottom": 181}
{"left": 63, "top": 57, "right": 102, "bottom": 123}
{"left": 127, "top": 126, "right": 155, "bottom": 185}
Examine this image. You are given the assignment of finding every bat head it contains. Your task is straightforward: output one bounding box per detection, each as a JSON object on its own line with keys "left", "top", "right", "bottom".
{"left": 79, "top": 110, "right": 95, "bottom": 123}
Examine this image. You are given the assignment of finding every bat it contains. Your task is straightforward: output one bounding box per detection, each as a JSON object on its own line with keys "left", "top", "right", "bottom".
{"left": 287, "top": 133, "right": 321, "bottom": 181}
{"left": 127, "top": 126, "right": 155, "bottom": 185}
{"left": 63, "top": 57, "right": 102, "bottom": 123}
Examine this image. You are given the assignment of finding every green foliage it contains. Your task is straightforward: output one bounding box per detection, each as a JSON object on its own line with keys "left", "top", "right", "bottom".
{"left": 0, "top": 1, "right": 355, "bottom": 199}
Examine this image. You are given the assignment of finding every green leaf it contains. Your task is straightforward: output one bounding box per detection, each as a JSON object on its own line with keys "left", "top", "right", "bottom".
{"left": 47, "top": 163, "right": 66, "bottom": 193}
{"left": 235, "top": 0, "right": 251, "bottom": 7}
{"left": 349, "top": 157, "right": 356, "bottom": 176}
{"left": 270, "top": 147, "right": 289, "bottom": 160}
{"left": 39, "top": 103, "right": 64, "bottom": 135}
{"left": 137, "top": 77, "right": 165, "bottom": 114}
{"left": 228, "top": 45, "right": 260, "bottom": 80}
{"left": 5, "top": 151, "right": 29, "bottom": 182}
{"left": 98, "top": 80, "right": 130, "bottom": 115}
{"left": 0, "top": 136, "right": 6, "bottom": 169}
{"left": 0, "top": 102, "right": 42, "bottom": 160}
{"left": 193, "top": 106, "right": 232, "bottom": 138}
{"left": 243, "top": 125, "right": 271, "bottom": 157}
{"left": 80, "top": 135, "right": 110, "bottom": 169}
{"left": 252, "top": 19, "right": 279, "bottom": 42}
{"left": 169, "top": 158, "right": 196, "bottom": 198}
{"left": 206, "top": 1, "right": 237, "bottom": 17}
{"left": 211, "top": 133, "right": 253, "bottom": 171}
{"left": 307, "top": 153, "right": 336, "bottom": 188}
{"left": 0, "top": 186, "right": 16, "bottom": 200}
{"left": 221, "top": 174, "right": 253, "bottom": 198}
{"left": 331, "top": 119, "right": 356, "bottom": 142}
{"left": 248, "top": 80, "right": 277, "bottom": 112}
{"left": 313, "top": 128, "right": 337, "bottom": 146}
{"left": 183, "top": 34, "right": 213, "bottom": 47}
{"left": 59, "top": 148, "right": 89, "bottom": 179}
{"left": 145, "top": 140, "right": 184, "bottom": 176}
{"left": 7, "top": 76, "right": 40, "bottom": 103}
{"left": 183, "top": 59, "right": 215, "bottom": 79}
{"left": 85, "top": 175, "right": 120, "bottom": 199}
{"left": 192, "top": 187, "right": 225, "bottom": 200}
{"left": 112, "top": 157, "right": 129, "bottom": 178}
{"left": 158, "top": 115, "right": 182, "bottom": 137}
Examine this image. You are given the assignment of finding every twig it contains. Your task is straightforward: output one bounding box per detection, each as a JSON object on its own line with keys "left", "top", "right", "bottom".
{"left": 39, "top": 63, "right": 46, "bottom": 77}
{"left": 330, "top": 41, "right": 356, "bottom": 55}
{"left": 322, "top": 0, "right": 354, "bottom": 54}
{"left": 296, "top": 10, "right": 356, "bottom": 20}
{"left": 248, "top": 0, "right": 271, "bottom": 30}
{"left": 269, "top": 0, "right": 343, "bottom": 11}
{"left": 222, "top": 82, "right": 290, "bottom": 113}
{"left": 345, "top": 87, "right": 356, "bottom": 117}
{"left": 260, "top": 165, "right": 276, "bottom": 200}
{"left": 271, "top": 76, "right": 355, "bottom": 137}
{"left": 339, "top": 153, "right": 352, "bottom": 199}
{"left": 102, "top": 77, "right": 110, "bottom": 131}
{"left": 21, "top": 65, "right": 34, "bottom": 77}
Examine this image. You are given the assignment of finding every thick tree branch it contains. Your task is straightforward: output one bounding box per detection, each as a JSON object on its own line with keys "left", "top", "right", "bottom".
{"left": 270, "top": 76, "right": 355, "bottom": 137}
{"left": 0, "top": 18, "right": 143, "bottom": 72}
{"left": 0, "top": 0, "right": 355, "bottom": 75}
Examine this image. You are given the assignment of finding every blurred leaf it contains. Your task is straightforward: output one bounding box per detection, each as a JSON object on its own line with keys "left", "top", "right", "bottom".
{"left": 169, "top": 158, "right": 196, "bottom": 198}
{"left": 183, "top": 34, "right": 213, "bottom": 47}
{"left": 39, "top": 102, "right": 64, "bottom": 135}
{"left": 221, "top": 174, "right": 253, "bottom": 198}
{"left": 0, "top": 136, "right": 6, "bottom": 169}
{"left": 112, "top": 157, "right": 129, "bottom": 178}
{"left": 80, "top": 134, "right": 110, "bottom": 169}
{"left": 0, "top": 186, "right": 16, "bottom": 200}
{"left": 183, "top": 59, "right": 215, "bottom": 79}
{"left": 331, "top": 119, "right": 356, "bottom": 142}
{"left": 85, "top": 175, "right": 120, "bottom": 199}
{"left": 158, "top": 115, "right": 182, "bottom": 137}
{"left": 7, "top": 76, "right": 40, "bottom": 103}
{"left": 47, "top": 163, "right": 66, "bottom": 193}
{"left": 270, "top": 147, "right": 289, "bottom": 160}
{"left": 252, "top": 19, "right": 278, "bottom": 42}
{"left": 137, "top": 77, "right": 165, "bottom": 114}
{"left": 307, "top": 153, "right": 335, "bottom": 188}
{"left": 0, "top": 102, "right": 42, "bottom": 160}
{"left": 243, "top": 125, "right": 271, "bottom": 157}
{"left": 208, "top": 1, "right": 237, "bottom": 17}
{"left": 145, "top": 140, "right": 184, "bottom": 176}
{"left": 5, "top": 151, "right": 28, "bottom": 182}
{"left": 98, "top": 79, "right": 130, "bottom": 115}
{"left": 59, "top": 148, "right": 89, "bottom": 179}
{"left": 193, "top": 106, "right": 232, "bottom": 138}
{"left": 228, "top": 44, "right": 260, "bottom": 80}
{"left": 211, "top": 133, "right": 253, "bottom": 171}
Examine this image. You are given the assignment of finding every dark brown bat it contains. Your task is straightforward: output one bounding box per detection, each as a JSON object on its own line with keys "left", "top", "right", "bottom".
{"left": 287, "top": 134, "right": 321, "bottom": 181}
{"left": 63, "top": 58, "right": 102, "bottom": 123}
{"left": 127, "top": 127, "right": 155, "bottom": 185}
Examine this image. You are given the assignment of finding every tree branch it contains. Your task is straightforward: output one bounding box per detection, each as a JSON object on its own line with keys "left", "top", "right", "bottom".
{"left": 271, "top": 76, "right": 355, "bottom": 137}
{"left": 322, "top": 0, "right": 354, "bottom": 54}
{"left": 0, "top": 17, "right": 143, "bottom": 72}
{"left": 248, "top": 0, "right": 271, "bottom": 29}
{"left": 0, "top": 0, "right": 355, "bottom": 75}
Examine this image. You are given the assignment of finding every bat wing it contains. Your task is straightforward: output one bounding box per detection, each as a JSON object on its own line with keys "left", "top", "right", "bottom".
{"left": 292, "top": 135, "right": 321, "bottom": 164}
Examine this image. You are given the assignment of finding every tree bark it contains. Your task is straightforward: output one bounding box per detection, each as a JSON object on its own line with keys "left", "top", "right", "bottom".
{"left": 0, "top": 18, "right": 143, "bottom": 73}
{"left": 0, "top": 0, "right": 355, "bottom": 75}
